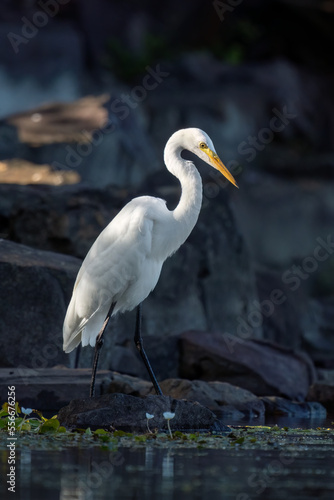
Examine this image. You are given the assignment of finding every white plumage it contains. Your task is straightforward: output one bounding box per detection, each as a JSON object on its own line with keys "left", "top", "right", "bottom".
{"left": 63, "top": 128, "right": 238, "bottom": 355}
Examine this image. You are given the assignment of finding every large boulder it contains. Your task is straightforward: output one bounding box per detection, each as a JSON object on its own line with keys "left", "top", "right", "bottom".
{"left": 180, "top": 331, "right": 316, "bottom": 401}
{"left": 0, "top": 183, "right": 127, "bottom": 259}
{"left": 0, "top": 239, "right": 81, "bottom": 368}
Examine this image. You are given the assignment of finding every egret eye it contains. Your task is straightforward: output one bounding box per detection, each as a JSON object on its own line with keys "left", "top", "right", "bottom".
{"left": 199, "top": 142, "right": 207, "bottom": 149}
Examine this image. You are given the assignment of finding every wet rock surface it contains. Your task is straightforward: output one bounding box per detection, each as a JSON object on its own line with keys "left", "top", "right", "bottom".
{"left": 57, "top": 393, "right": 230, "bottom": 433}
{"left": 261, "top": 396, "right": 327, "bottom": 418}
{"left": 154, "top": 378, "right": 265, "bottom": 418}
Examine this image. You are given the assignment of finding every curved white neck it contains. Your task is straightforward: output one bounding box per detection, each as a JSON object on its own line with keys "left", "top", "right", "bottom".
{"left": 164, "top": 140, "right": 203, "bottom": 248}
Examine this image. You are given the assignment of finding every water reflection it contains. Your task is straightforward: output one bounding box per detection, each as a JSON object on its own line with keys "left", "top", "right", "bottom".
{"left": 6, "top": 443, "right": 331, "bottom": 500}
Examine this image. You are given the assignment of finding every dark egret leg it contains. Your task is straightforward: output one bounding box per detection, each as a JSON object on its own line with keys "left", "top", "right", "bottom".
{"left": 74, "top": 344, "right": 81, "bottom": 369}
{"left": 90, "top": 302, "right": 116, "bottom": 398}
{"left": 134, "top": 303, "right": 163, "bottom": 396}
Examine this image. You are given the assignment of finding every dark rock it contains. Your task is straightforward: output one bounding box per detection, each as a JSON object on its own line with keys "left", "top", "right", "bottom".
{"left": 1, "top": 96, "right": 159, "bottom": 188}
{"left": 154, "top": 378, "right": 265, "bottom": 418}
{"left": 0, "top": 367, "right": 111, "bottom": 413}
{"left": 316, "top": 368, "right": 334, "bottom": 385}
{"left": 232, "top": 171, "right": 334, "bottom": 296}
{"left": 103, "top": 372, "right": 153, "bottom": 398}
{"left": 107, "top": 346, "right": 148, "bottom": 379}
{"left": 180, "top": 331, "right": 316, "bottom": 401}
{"left": 0, "top": 239, "right": 81, "bottom": 368}
{"left": 254, "top": 266, "right": 309, "bottom": 349}
{"left": 254, "top": 267, "right": 334, "bottom": 368}
{"left": 149, "top": 58, "right": 334, "bottom": 171}
{"left": 307, "top": 384, "right": 334, "bottom": 412}
{"left": 0, "top": 22, "right": 84, "bottom": 119}
{"left": 0, "top": 183, "right": 127, "bottom": 259}
{"left": 306, "top": 370, "right": 334, "bottom": 411}
{"left": 0, "top": 367, "right": 155, "bottom": 413}
{"left": 133, "top": 333, "right": 181, "bottom": 381}
{"left": 301, "top": 298, "right": 334, "bottom": 369}
{"left": 57, "top": 393, "right": 230, "bottom": 433}
{"left": 0, "top": 123, "right": 22, "bottom": 158}
{"left": 261, "top": 396, "right": 327, "bottom": 418}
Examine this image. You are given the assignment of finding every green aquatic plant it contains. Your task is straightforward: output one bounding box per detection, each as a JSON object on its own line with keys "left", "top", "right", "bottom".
{"left": 0, "top": 402, "right": 65, "bottom": 434}
{"left": 1, "top": 402, "right": 333, "bottom": 454}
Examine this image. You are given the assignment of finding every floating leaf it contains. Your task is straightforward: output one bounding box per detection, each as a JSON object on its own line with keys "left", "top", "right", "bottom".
{"left": 94, "top": 429, "right": 108, "bottom": 435}
{"left": 135, "top": 435, "right": 147, "bottom": 442}
{"left": 29, "top": 419, "right": 42, "bottom": 430}
{"left": 113, "top": 430, "right": 133, "bottom": 437}
{"left": 20, "top": 422, "right": 31, "bottom": 431}
{"left": 231, "top": 436, "right": 245, "bottom": 445}
{"left": 39, "top": 419, "right": 60, "bottom": 433}
{"left": 270, "top": 425, "right": 280, "bottom": 432}
{"left": 15, "top": 418, "right": 24, "bottom": 428}
{"left": 173, "top": 431, "right": 187, "bottom": 440}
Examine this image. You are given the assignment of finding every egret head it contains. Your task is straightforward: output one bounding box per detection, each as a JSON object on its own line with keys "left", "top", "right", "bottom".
{"left": 167, "top": 128, "right": 238, "bottom": 188}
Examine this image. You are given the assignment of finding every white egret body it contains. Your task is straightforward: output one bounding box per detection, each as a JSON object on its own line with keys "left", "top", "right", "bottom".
{"left": 63, "top": 128, "right": 238, "bottom": 395}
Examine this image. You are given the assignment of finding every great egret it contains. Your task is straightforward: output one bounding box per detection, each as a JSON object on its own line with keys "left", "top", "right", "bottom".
{"left": 63, "top": 128, "right": 238, "bottom": 397}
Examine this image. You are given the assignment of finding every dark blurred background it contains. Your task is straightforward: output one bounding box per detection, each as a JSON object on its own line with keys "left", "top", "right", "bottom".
{"left": 1, "top": 0, "right": 334, "bottom": 382}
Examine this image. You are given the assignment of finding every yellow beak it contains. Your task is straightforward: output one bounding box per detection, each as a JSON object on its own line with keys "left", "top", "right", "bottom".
{"left": 204, "top": 148, "right": 239, "bottom": 189}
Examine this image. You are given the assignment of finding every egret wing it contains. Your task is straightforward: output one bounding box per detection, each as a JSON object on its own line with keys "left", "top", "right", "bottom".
{"left": 63, "top": 197, "right": 167, "bottom": 352}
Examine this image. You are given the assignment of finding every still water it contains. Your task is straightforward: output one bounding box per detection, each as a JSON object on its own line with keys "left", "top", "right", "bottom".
{"left": 1, "top": 425, "right": 334, "bottom": 500}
